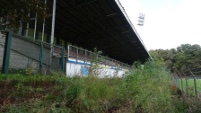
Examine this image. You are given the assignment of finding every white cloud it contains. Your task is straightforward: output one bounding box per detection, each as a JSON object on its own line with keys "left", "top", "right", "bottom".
{"left": 119, "top": 0, "right": 201, "bottom": 50}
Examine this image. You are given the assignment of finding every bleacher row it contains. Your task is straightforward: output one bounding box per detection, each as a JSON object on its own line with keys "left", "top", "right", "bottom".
{"left": 53, "top": 45, "right": 131, "bottom": 69}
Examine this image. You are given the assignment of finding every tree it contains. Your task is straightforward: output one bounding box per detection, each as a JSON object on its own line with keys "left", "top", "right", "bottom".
{"left": 149, "top": 44, "right": 201, "bottom": 73}
{"left": 0, "top": 0, "right": 48, "bottom": 33}
{"left": 175, "top": 44, "right": 201, "bottom": 71}
{"left": 149, "top": 49, "right": 176, "bottom": 71}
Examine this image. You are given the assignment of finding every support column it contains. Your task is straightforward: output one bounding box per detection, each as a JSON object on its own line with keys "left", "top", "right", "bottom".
{"left": 18, "top": 20, "right": 22, "bottom": 35}
{"left": 33, "top": 11, "right": 38, "bottom": 40}
{"left": 61, "top": 47, "right": 65, "bottom": 72}
{"left": 39, "top": 42, "right": 43, "bottom": 70}
{"left": 26, "top": 13, "right": 30, "bottom": 37}
{"left": 50, "top": 0, "right": 57, "bottom": 68}
{"left": 51, "top": 0, "right": 56, "bottom": 45}
{"left": 2, "top": 32, "right": 12, "bottom": 74}
{"left": 76, "top": 47, "right": 78, "bottom": 62}
{"left": 188, "top": 68, "right": 198, "bottom": 97}
{"left": 84, "top": 50, "right": 86, "bottom": 63}
{"left": 42, "top": 0, "right": 47, "bottom": 42}
{"left": 67, "top": 45, "right": 70, "bottom": 61}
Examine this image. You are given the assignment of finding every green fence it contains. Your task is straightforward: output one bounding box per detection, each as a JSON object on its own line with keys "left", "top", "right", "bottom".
{"left": 172, "top": 69, "right": 201, "bottom": 97}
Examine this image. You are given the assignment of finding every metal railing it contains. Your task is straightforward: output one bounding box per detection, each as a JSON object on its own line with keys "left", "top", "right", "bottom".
{"left": 53, "top": 45, "right": 131, "bottom": 70}
{"left": 0, "top": 32, "right": 131, "bottom": 74}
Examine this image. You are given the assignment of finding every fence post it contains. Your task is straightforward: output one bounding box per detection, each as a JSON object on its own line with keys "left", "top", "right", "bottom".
{"left": 67, "top": 45, "right": 69, "bottom": 61}
{"left": 181, "top": 75, "right": 184, "bottom": 92}
{"left": 182, "top": 71, "right": 189, "bottom": 96}
{"left": 188, "top": 68, "right": 198, "bottom": 97}
{"left": 84, "top": 50, "right": 86, "bottom": 64}
{"left": 2, "top": 32, "right": 12, "bottom": 74}
{"left": 61, "top": 47, "right": 65, "bottom": 72}
{"left": 39, "top": 42, "right": 43, "bottom": 71}
{"left": 76, "top": 47, "right": 78, "bottom": 63}
{"left": 176, "top": 70, "right": 184, "bottom": 92}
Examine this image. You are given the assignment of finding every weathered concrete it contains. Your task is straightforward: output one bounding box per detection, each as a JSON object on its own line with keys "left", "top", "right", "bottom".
{"left": 66, "top": 58, "right": 126, "bottom": 78}
{"left": 0, "top": 33, "right": 51, "bottom": 71}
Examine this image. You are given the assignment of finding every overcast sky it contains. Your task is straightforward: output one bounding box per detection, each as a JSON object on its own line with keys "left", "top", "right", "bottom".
{"left": 119, "top": 0, "right": 201, "bottom": 50}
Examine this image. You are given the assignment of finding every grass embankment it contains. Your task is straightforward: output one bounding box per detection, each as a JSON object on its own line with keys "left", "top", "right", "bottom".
{"left": 0, "top": 61, "right": 200, "bottom": 112}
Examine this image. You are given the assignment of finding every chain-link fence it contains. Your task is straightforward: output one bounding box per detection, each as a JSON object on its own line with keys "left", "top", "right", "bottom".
{"left": 172, "top": 69, "right": 201, "bottom": 97}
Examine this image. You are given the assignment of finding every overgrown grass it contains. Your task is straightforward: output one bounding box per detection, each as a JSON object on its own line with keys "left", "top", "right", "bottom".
{"left": 119, "top": 61, "right": 173, "bottom": 112}
{"left": 0, "top": 61, "right": 194, "bottom": 113}
{"left": 0, "top": 73, "right": 120, "bottom": 112}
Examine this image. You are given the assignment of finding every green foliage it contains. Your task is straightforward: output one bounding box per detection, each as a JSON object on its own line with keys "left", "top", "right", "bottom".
{"left": 172, "top": 94, "right": 201, "bottom": 113}
{"left": 2, "top": 61, "right": 199, "bottom": 112}
{"left": 89, "top": 48, "right": 102, "bottom": 76}
{"left": 0, "top": 0, "right": 48, "bottom": 33}
{"left": 120, "top": 61, "right": 173, "bottom": 112}
{"left": 149, "top": 44, "right": 201, "bottom": 72}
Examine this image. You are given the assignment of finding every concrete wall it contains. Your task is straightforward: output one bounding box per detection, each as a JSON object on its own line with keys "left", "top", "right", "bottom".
{"left": 0, "top": 33, "right": 5, "bottom": 68}
{"left": 11, "top": 34, "right": 51, "bottom": 65}
{"left": 0, "top": 33, "right": 51, "bottom": 71}
{"left": 66, "top": 59, "right": 126, "bottom": 78}
{"left": 51, "top": 57, "right": 64, "bottom": 71}
{"left": 0, "top": 32, "right": 127, "bottom": 75}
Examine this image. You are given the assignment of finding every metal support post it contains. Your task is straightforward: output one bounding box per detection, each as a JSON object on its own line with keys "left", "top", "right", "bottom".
{"left": 104, "top": 58, "right": 107, "bottom": 67}
{"left": 176, "top": 70, "right": 184, "bottom": 91}
{"left": 76, "top": 47, "right": 78, "bottom": 62}
{"left": 84, "top": 50, "right": 86, "bottom": 63}
{"left": 42, "top": 0, "right": 47, "bottom": 41}
{"left": 188, "top": 68, "right": 198, "bottom": 97}
{"left": 67, "top": 45, "right": 69, "bottom": 61}
{"left": 185, "top": 76, "right": 189, "bottom": 96}
{"left": 182, "top": 71, "right": 189, "bottom": 96}
{"left": 50, "top": 0, "right": 57, "bottom": 68}
{"left": 39, "top": 42, "right": 43, "bottom": 70}
{"left": 42, "top": 20, "right": 45, "bottom": 41}
{"left": 26, "top": 13, "right": 30, "bottom": 37}
{"left": 18, "top": 20, "right": 22, "bottom": 35}
{"left": 2, "top": 32, "right": 12, "bottom": 74}
{"left": 61, "top": 47, "right": 65, "bottom": 72}
{"left": 34, "top": 11, "right": 38, "bottom": 40}
{"left": 180, "top": 75, "right": 184, "bottom": 92}
{"left": 112, "top": 59, "right": 114, "bottom": 67}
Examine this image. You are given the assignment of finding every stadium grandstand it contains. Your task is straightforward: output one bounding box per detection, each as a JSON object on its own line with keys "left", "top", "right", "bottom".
{"left": 0, "top": 0, "right": 150, "bottom": 77}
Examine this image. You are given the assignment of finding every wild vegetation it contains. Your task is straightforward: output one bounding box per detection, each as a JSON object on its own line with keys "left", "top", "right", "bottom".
{"left": 0, "top": 61, "right": 176, "bottom": 113}
{"left": 1, "top": 43, "right": 201, "bottom": 112}
{"left": 150, "top": 43, "right": 201, "bottom": 112}
{"left": 1, "top": 1, "right": 201, "bottom": 112}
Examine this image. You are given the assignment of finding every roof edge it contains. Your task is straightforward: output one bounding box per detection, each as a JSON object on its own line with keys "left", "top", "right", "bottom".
{"left": 114, "top": 0, "right": 152, "bottom": 60}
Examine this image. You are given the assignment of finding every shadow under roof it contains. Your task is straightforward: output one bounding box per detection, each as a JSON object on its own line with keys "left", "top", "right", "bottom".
{"left": 47, "top": 0, "right": 150, "bottom": 65}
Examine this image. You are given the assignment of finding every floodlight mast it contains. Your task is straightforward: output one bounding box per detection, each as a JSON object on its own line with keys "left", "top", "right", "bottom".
{"left": 137, "top": 13, "right": 145, "bottom": 36}
{"left": 137, "top": 13, "right": 145, "bottom": 26}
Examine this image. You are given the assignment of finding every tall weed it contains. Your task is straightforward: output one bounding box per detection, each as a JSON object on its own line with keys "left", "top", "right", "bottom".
{"left": 119, "top": 61, "right": 173, "bottom": 112}
{"left": 1, "top": 61, "right": 179, "bottom": 112}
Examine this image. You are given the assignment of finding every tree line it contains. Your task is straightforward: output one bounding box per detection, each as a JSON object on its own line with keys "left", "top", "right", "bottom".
{"left": 149, "top": 44, "right": 201, "bottom": 73}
